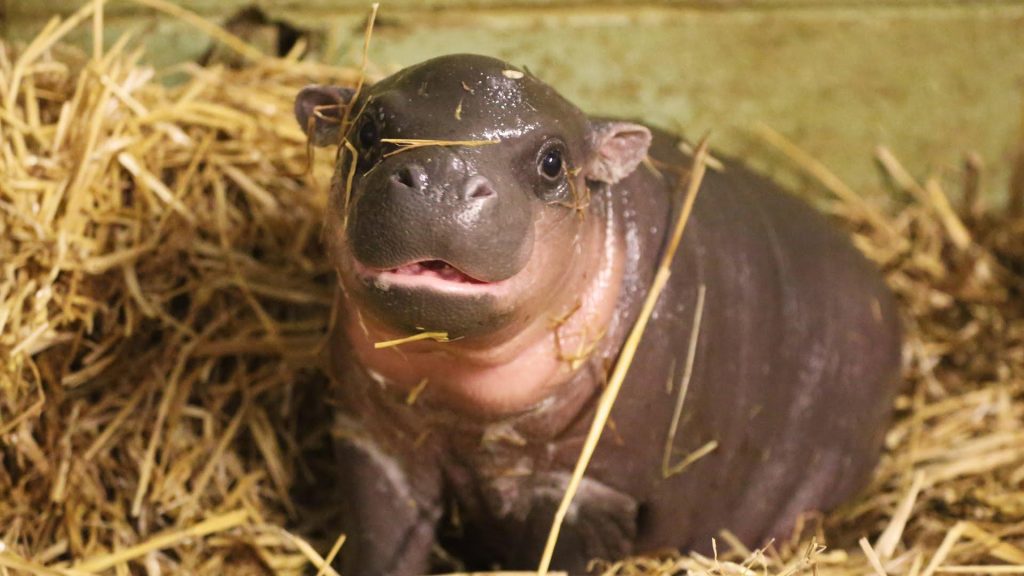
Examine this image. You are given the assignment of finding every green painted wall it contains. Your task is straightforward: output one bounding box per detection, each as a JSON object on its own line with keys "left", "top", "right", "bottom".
{"left": 3, "top": 1, "right": 1023, "bottom": 201}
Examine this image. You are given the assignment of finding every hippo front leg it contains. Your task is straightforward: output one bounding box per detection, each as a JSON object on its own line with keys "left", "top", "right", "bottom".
{"left": 333, "top": 429, "right": 442, "bottom": 576}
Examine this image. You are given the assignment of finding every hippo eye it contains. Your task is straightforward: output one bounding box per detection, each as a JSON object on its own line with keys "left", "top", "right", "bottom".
{"left": 357, "top": 116, "right": 380, "bottom": 151}
{"left": 538, "top": 145, "right": 565, "bottom": 180}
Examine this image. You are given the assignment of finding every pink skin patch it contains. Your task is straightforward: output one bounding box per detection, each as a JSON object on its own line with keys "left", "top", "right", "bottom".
{"left": 390, "top": 260, "right": 487, "bottom": 284}
{"left": 352, "top": 259, "right": 512, "bottom": 297}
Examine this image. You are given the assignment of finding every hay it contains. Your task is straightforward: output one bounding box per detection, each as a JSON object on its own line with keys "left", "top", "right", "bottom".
{"left": 374, "top": 331, "right": 452, "bottom": 349}
{"left": 380, "top": 138, "right": 502, "bottom": 159}
{"left": 1, "top": 5, "right": 1023, "bottom": 576}
{"left": 1, "top": 2, "right": 348, "bottom": 574}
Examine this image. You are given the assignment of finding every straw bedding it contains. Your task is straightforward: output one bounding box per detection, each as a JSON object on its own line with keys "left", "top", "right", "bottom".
{"left": 1, "top": 4, "right": 1023, "bottom": 575}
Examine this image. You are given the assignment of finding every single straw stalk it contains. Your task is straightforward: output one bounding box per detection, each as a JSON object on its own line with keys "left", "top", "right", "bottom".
{"left": 537, "top": 138, "right": 710, "bottom": 575}
{"left": 381, "top": 137, "right": 502, "bottom": 158}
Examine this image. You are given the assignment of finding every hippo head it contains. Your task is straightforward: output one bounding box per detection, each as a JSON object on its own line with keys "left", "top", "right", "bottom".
{"left": 296, "top": 54, "right": 651, "bottom": 344}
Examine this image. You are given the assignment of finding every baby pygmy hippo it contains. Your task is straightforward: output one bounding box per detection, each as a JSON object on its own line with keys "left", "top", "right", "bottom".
{"left": 294, "top": 54, "right": 901, "bottom": 575}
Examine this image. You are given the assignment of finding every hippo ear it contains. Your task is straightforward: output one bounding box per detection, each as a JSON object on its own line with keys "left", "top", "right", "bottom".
{"left": 586, "top": 121, "right": 653, "bottom": 184}
{"left": 294, "top": 85, "right": 356, "bottom": 147}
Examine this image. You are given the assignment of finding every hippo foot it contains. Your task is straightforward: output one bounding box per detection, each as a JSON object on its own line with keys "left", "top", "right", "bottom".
{"left": 332, "top": 430, "right": 441, "bottom": 576}
{"left": 515, "top": 472, "right": 638, "bottom": 575}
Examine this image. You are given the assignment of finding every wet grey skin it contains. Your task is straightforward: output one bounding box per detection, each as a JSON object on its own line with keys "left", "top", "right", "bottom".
{"left": 295, "top": 54, "right": 902, "bottom": 575}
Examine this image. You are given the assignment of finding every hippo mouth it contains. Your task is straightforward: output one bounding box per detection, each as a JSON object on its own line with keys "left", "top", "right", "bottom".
{"left": 353, "top": 258, "right": 507, "bottom": 294}
{"left": 388, "top": 260, "right": 489, "bottom": 285}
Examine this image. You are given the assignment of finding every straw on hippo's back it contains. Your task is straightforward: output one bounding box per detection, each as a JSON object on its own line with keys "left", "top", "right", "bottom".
{"left": 295, "top": 54, "right": 901, "bottom": 575}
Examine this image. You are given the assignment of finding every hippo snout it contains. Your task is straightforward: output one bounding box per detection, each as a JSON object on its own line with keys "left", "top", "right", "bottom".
{"left": 347, "top": 151, "right": 534, "bottom": 283}
{"left": 389, "top": 164, "right": 497, "bottom": 202}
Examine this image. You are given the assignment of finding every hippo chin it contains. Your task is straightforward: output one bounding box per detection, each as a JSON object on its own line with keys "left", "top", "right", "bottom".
{"left": 295, "top": 54, "right": 901, "bottom": 575}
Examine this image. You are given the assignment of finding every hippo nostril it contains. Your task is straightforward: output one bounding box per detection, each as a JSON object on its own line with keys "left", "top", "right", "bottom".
{"left": 470, "top": 184, "right": 495, "bottom": 199}
{"left": 463, "top": 175, "right": 496, "bottom": 201}
{"left": 393, "top": 166, "right": 416, "bottom": 189}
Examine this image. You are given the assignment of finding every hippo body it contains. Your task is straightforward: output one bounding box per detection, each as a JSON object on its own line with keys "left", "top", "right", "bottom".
{"left": 296, "top": 55, "right": 901, "bottom": 575}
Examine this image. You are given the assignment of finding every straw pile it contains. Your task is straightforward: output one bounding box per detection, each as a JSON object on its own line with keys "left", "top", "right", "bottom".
{"left": 0, "top": 3, "right": 357, "bottom": 574}
{"left": 1, "top": 4, "right": 1023, "bottom": 575}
